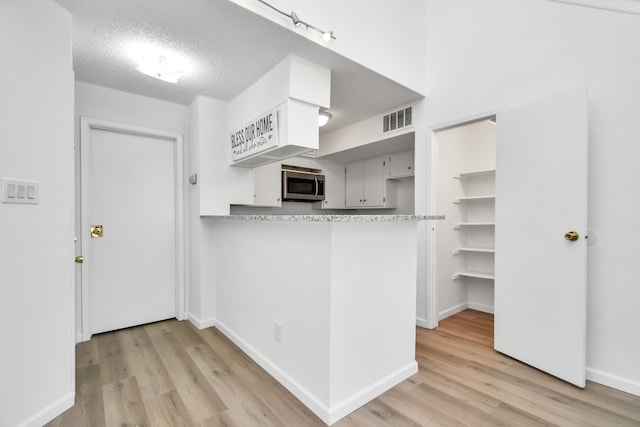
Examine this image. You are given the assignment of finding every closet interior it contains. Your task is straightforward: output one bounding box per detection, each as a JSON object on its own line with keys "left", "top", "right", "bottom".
{"left": 435, "top": 119, "right": 496, "bottom": 320}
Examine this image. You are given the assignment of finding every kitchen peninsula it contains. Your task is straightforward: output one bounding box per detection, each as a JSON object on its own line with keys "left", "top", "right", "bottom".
{"left": 203, "top": 214, "right": 423, "bottom": 424}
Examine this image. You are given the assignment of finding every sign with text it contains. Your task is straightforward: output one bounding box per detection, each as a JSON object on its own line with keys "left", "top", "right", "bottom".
{"left": 230, "top": 109, "right": 279, "bottom": 162}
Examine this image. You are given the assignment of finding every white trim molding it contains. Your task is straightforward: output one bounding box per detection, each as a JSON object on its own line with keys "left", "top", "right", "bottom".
{"left": 186, "top": 313, "right": 217, "bottom": 330}
{"left": 468, "top": 302, "right": 495, "bottom": 314}
{"left": 438, "top": 302, "right": 470, "bottom": 321}
{"left": 16, "top": 392, "right": 74, "bottom": 427}
{"left": 548, "top": 0, "right": 640, "bottom": 15}
{"left": 214, "top": 319, "right": 417, "bottom": 425}
{"left": 587, "top": 367, "right": 640, "bottom": 397}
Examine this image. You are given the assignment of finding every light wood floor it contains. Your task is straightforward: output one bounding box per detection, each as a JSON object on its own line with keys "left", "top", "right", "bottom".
{"left": 47, "top": 310, "right": 640, "bottom": 426}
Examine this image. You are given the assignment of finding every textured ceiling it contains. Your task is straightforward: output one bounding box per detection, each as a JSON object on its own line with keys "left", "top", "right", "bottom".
{"left": 54, "top": 0, "right": 422, "bottom": 133}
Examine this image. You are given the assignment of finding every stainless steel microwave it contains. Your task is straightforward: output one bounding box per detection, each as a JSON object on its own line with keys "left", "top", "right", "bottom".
{"left": 282, "top": 169, "right": 325, "bottom": 201}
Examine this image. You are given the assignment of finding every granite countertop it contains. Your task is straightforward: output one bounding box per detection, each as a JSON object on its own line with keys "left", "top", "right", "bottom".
{"left": 202, "top": 215, "right": 427, "bottom": 222}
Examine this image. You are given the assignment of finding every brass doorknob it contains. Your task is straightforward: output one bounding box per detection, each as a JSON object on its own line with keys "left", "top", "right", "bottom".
{"left": 75, "top": 256, "right": 84, "bottom": 263}
{"left": 564, "top": 231, "right": 579, "bottom": 241}
{"left": 90, "top": 225, "right": 103, "bottom": 238}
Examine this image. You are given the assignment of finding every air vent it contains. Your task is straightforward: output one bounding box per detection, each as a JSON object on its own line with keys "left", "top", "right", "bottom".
{"left": 383, "top": 106, "right": 413, "bottom": 133}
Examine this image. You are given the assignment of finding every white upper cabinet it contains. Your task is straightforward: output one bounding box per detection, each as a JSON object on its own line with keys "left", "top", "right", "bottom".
{"left": 253, "top": 162, "right": 282, "bottom": 207}
{"left": 346, "top": 160, "right": 365, "bottom": 207}
{"left": 313, "top": 161, "right": 346, "bottom": 210}
{"left": 345, "top": 156, "right": 396, "bottom": 208}
{"left": 386, "top": 150, "right": 414, "bottom": 179}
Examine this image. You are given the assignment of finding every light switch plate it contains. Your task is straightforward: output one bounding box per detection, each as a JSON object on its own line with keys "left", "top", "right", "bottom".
{"left": 2, "top": 178, "right": 38, "bottom": 204}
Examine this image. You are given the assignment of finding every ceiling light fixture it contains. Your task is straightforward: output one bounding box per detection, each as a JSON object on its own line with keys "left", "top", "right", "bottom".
{"left": 256, "top": 0, "right": 336, "bottom": 42}
{"left": 136, "top": 54, "right": 184, "bottom": 84}
{"left": 322, "top": 31, "right": 334, "bottom": 42}
{"left": 318, "top": 111, "right": 332, "bottom": 127}
{"left": 291, "top": 11, "right": 301, "bottom": 27}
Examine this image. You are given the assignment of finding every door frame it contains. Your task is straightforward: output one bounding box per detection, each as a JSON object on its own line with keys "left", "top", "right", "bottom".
{"left": 78, "top": 117, "right": 185, "bottom": 341}
{"left": 424, "top": 108, "right": 502, "bottom": 329}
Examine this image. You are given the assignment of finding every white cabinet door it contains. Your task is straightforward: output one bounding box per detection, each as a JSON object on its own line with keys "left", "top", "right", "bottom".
{"left": 387, "top": 150, "right": 414, "bottom": 179}
{"left": 253, "top": 162, "right": 282, "bottom": 207}
{"left": 346, "top": 156, "right": 394, "bottom": 208}
{"left": 495, "top": 86, "right": 588, "bottom": 387}
{"left": 315, "top": 161, "right": 346, "bottom": 209}
{"left": 362, "top": 157, "right": 385, "bottom": 207}
{"left": 346, "top": 160, "right": 365, "bottom": 207}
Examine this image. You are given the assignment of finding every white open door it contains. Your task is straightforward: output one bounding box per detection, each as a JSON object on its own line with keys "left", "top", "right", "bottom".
{"left": 495, "top": 86, "right": 588, "bottom": 387}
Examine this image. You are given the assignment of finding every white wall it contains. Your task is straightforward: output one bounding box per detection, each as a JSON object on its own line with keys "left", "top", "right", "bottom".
{"left": 74, "top": 82, "right": 190, "bottom": 335}
{"left": 188, "top": 95, "right": 228, "bottom": 327}
{"left": 212, "top": 220, "right": 333, "bottom": 410}
{"left": 329, "top": 222, "right": 417, "bottom": 411}
{"left": 425, "top": 0, "right": 640, "bottom": 395}
{"left": 230, "top": 0, "right": 427, "bottom": 95}
{"left": 317, "top": 104, "right": 417, "bottom": 158}
{"left": 0, "top": 1, "right": 75, "bottom": 425}
{"left": 210, "top": 219, "right": 418, "bottom": 424}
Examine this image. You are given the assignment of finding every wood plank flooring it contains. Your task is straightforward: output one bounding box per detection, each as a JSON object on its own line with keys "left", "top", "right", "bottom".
{"left": 46, "top": 310, "right": 640, "bottom": 426}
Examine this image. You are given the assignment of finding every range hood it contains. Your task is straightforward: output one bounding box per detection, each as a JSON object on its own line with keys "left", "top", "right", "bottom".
{"left": 228, "top": 54, "right": 330, "bottom": 168}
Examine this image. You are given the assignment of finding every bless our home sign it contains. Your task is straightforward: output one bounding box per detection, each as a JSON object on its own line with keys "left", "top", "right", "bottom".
{"left": 230, "top": 109, "right": 279, "bottom": 162}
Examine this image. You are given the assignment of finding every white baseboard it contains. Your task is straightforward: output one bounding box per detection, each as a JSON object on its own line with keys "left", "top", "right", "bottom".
{"left": 17, "top": 392, "right": 74, "bottom": 427}
{"left": 214, "top": 320, "right": 331, "bottom": 423}
{"left": 416, "top": 316, "right": 438, "bottom": 329}
{"left": 214, "top": 320, "right": 417, "bottom": 425}
{"left": 587, "top": 367, "right": 640, "bottom": 397}
{"left": 327, "top": 362, "right": 418, "bottom": 425}
{"left": 438, "top": 302, "right": 469, "bottom": 320}
{"left": 468, "top": 302, "right": 494, "bottom": 314}
{"left": 186, "top": 312, "right": 216, "bottom": 330}
{"left": 438, "top": 302, "right": 495, "bottom": 321}
{"left": 416, "top": 317, "right": 429, "bottom": 328}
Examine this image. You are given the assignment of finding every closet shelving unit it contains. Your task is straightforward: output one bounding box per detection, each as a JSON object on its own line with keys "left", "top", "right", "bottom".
{"left": 452, "top": 169, "right": 496, "bottom": 281}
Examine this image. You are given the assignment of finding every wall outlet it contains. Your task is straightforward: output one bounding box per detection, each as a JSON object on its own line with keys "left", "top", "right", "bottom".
{"left": 274, "top": 320, "right": 283, "bottom": 343}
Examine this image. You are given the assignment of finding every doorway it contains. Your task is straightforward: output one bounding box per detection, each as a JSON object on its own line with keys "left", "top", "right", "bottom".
{"left": 78, "top": 117, "right": 185, "bottom": 341}
{"left": 426, "top": 86, "right": 589, "bottom": 387}
{"left": 433, "top": 119, "right": 496, "bottom": 321}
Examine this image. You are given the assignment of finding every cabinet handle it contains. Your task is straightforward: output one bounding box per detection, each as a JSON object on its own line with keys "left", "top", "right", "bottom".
{"left": 277, "top": 198, "right": 281, "bottom": 202}
{"left": 408, "top": 166, "right": 412, "bottom": 170}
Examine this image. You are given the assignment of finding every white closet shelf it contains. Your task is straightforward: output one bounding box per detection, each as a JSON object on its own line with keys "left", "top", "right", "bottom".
{"left": 453, "top": 222, "right": 495, "bottom": 229}
{"left": 453, "top": 195, "right": 496, "bottom": 203}
{"left": 452, "top": 271, "right": 495, "bottom": 280}
{"left": 453, "top": 247, "right": 495, "bottom": 254}
{"left": 453, "top": 169, "right": 496, "bottom": 179}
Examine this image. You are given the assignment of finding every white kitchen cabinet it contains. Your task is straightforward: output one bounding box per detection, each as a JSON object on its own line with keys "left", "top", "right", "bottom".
{"left": 253, "top": 162, "right": 282, "bottom": 207}
{"left": 345, "top": 156, "right": 396, "bottom": 208}
{"left": 385, "top": 150, "right": 414, "bottom": 179}
{"left": 313, "top": 161, "right": 346, "bottom": 209}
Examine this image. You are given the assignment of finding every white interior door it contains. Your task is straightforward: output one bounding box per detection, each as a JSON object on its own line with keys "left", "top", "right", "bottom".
{"left": 495, "top": 86, "right": 588, "bottom": 387}
{"left": 81, "top": 118, "right": 183, "bottom": 337}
